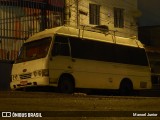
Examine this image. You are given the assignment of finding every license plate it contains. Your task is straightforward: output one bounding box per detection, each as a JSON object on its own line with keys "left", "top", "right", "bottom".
{"left": 20, "top": 81, "right": 28, "bottom": 86}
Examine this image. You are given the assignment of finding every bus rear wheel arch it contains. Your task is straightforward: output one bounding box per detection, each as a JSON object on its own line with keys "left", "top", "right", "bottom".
{"left": 119, "top": 78, "right": 133, "bottom": 96}
{"left": 58, "top": 74, "right": 75, "bottom": 94}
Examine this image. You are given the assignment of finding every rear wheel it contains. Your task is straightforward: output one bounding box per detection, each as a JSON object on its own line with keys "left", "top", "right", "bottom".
{"left": 119, "top": 80, "right": 133, "bottom": 96}
{"left": 58, "top": 77, "right": 74, "bottom": 94}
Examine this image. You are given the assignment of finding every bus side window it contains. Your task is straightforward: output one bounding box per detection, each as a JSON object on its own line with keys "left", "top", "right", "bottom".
{"left": 52, "top": 42, "right": 70, "bottom": 56}
{"left": 52, "top": 43, "right": 60, "bottom": 56}
{"left": 60, "top": 43, "right": 70, "bottom": 56}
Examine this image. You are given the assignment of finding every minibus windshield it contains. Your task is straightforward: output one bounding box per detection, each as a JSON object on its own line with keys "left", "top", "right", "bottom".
{"left": 16, "top": 37, "right": 51, "bottom": 63}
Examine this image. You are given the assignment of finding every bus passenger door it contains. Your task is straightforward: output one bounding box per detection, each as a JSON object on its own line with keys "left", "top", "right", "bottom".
{"left": 48, "top": 36, "right": 72, "bottom": 86}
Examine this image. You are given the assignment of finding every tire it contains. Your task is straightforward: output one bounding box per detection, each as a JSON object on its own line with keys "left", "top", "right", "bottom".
{"left": 119, "top": 80, "right": 133, "bottom": 96}
{"left": 58, "top": 77, "right": 74, "bottom": 94}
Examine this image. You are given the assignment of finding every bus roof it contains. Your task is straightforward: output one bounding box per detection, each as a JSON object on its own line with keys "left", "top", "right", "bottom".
{"left": 27, "top": 26, "right": 144, "bottom": 48}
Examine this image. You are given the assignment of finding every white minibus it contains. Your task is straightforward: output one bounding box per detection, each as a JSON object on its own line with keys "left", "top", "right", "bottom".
{"left": 10, "top": 26, "right": 152, "bottom": 95}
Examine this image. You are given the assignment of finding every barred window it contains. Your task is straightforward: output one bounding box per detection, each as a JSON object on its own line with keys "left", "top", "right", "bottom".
{"left": 114, "top": 8, "right": 124, "bottom": 28}
{"left": 89, "top": 4, "right": 100, "bottom": 25}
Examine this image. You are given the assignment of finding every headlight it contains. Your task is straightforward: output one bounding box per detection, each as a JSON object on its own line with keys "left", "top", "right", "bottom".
{"left": 38, "top": 70, "right": 42, "bottom": 76}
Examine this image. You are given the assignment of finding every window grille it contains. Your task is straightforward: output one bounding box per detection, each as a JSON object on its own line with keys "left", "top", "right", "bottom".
{"left": 0, "top": 0, "right": 64, "bottom": 61}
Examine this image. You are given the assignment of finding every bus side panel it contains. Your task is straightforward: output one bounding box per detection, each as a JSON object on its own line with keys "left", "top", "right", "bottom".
{"left": 72, "top": 59, "right": 122, "bottom": 89}
{"left": 49, "top": 56, "right": 73, "bottom": 86}
{"left": 72, "top": 58, "right": 151, "bottom": 90}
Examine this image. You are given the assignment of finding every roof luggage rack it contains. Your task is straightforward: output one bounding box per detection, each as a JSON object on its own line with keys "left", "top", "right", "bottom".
{"left": 80, "top": 25, "right": 109, "bottom": 35}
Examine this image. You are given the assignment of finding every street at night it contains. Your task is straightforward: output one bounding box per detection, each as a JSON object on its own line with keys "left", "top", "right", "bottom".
{"left": 0, "top": 0, "right": 160, "bottom": 120}
{"left": 0, "top": 91, "right": 160, "bottom": 120}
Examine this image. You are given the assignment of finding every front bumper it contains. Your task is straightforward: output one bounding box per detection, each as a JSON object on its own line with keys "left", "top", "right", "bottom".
{"left": 10, "top": 77, "right": 49, "bottom": 90}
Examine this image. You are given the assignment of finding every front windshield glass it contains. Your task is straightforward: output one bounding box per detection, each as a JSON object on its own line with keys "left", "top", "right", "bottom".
{"left": 16, "top": 37, "right": 51, "bottom": 63}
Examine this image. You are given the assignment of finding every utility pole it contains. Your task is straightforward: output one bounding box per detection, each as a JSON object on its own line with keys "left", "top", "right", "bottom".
{"left": 64, "top": 0, "right": 70, "bottom": 26}
{"left": 76, "top": 0, "right": 79, "bottom": 28}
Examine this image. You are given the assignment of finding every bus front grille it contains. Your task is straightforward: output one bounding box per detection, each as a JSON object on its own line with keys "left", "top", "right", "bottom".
{"left": 20, "top": 73, "right": 32, "bottom": 80}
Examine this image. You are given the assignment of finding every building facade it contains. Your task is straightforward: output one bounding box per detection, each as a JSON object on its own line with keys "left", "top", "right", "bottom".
{"left": 0, "top": 0, "right": 139, "bottom": 61}
{"left": 65, "top": 0, "right": 139, "bottom": 38}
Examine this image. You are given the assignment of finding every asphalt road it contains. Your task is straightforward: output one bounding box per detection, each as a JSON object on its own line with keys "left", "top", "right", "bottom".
{"left": 0, "top": 91, "right": 160, "bottom": 120}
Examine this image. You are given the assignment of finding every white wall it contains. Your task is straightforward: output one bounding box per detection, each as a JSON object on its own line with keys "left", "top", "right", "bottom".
{"left": 65, "top": 0, "right": 139, "bottom": 38}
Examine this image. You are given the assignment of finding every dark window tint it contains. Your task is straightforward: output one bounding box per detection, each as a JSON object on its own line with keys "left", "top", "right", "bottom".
{"left": 52, "top": 35, "right": 70, "bottom": 56}
{"left": 53, "top": 35, "right": 148, "bottom": 66}
{"left": 94, "top": 41, "right": 115, "bottom": 62}
{"left": 115, "top": 45, "right": 148, "bottom": 66}
{"left": 70, "top": 37, "right": 148, "bottom": 66}
{"left": 115, "top": 45, "right": 130, "bottom": 64}
{"left": 70, "top": 37, "right": 93, "bottom": 59}
{"left": 70, "top": 37, "right": 115, "bottom": 62}
{"left": 129, "top": 47, "right": 148, "bottom": 66}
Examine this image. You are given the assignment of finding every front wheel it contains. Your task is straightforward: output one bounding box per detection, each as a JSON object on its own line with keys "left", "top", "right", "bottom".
{"left": 58, "top": 77, "right": 74, "bottom": 94}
